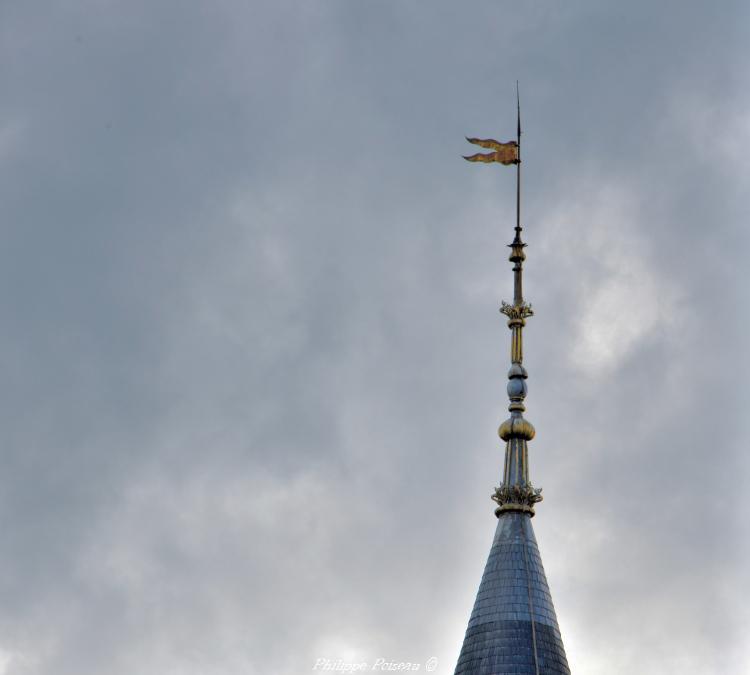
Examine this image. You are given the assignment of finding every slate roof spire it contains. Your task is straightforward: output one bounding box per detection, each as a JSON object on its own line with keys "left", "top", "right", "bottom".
{"left": 455, "top": 86, "right": 570, "bottom": 675}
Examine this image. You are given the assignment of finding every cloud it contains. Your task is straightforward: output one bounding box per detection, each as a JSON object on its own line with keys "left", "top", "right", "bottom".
{"left": 0, "top": 1, "right": 747, "bottom": 674}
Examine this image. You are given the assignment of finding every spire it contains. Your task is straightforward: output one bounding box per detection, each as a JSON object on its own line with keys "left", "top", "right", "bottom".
{"left": 456, "top": 88, "right": 570, "bottom": 675}
{"left": 492, "top": 82, "right": 543, "bottom": 518}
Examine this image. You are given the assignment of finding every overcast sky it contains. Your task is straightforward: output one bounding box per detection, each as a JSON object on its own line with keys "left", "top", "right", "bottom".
{"left": 0, "top": 2, "right": 748, "bottom": 674}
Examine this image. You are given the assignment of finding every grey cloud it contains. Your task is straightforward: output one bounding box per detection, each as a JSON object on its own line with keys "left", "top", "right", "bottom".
{"left": 0, "top": 1, "right": 747, "bottom": 674}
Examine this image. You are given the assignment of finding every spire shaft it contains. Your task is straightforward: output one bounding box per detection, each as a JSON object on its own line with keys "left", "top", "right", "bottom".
{"left": 513, "top": 82, "right": 523, "bottom": 306}
{"left": 492, "top": 83, "right": 543, "bottom": 517}
{"left": 516, "top": 80, "right": 521, "bottom": 231}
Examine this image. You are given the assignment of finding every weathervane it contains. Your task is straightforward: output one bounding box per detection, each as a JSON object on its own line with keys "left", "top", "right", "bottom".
{"left": 463, "top": 82, "right": 542, "bottom": 516}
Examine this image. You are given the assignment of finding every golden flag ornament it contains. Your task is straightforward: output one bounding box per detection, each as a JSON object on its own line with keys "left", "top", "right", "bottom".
{"left": 463, "top": 138, "right": 518, "bottom": 165}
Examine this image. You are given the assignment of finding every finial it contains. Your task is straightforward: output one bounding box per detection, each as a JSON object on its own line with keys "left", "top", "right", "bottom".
{"left": 463, "top": 85, "right": 542, "bottom": 516}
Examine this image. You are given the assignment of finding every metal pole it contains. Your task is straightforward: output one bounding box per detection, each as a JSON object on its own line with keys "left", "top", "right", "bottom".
{"left": 514, "top": 81, "right": 523, "bottom": 306}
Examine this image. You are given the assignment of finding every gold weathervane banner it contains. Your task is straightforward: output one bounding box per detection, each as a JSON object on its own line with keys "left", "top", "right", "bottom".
{"left": 463, "top": 138, "right": 518, "bottom": 165}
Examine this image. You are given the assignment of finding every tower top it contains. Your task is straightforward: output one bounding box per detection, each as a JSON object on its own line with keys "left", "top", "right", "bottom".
{"left": 456, "top": 88, "right": 571, "bottom": 675}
